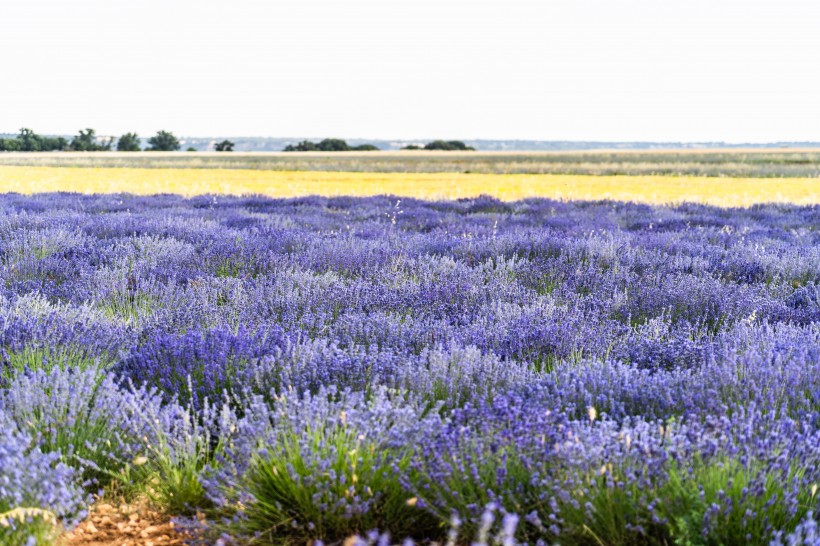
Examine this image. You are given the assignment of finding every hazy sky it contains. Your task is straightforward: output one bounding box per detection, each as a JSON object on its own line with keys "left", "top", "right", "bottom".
{"left": 3, "top": 0, "right": 820, "bottom": 141}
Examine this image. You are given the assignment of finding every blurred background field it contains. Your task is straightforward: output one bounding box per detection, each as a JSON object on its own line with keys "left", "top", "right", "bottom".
{"left": 4, "top": 149, "right": 820, "bottom": 177}
{"left": 2, "top": 149, "right": 820, "bottom": 206}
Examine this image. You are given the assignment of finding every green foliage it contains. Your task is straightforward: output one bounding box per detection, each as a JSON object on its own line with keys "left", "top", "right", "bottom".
{"left": 214, "top": 140, "right": 235, "bottom": 152}
{"left": 410, "top": 434, "right": 553, "bottom": 544}
{"left": 2, "top": 345, "right": 112, "bottom": 383}
{"left": 120, "top": 403, "right": 218, "bottom": 515}
{"left": 554, "top": 457, "right": 818, "bottom": 546}
{"left": 0, "top": 138, "right": 21, "bottom": 151}
{"left": 401, "top": 144, "right": 422, "bottom": 150}
{"left": 142, "top": 447, "right": 210, "bottom": 515}
{"left": 316, "top": 138, "right": 350, "bottom": 152}
{"left": 283, "top": 139, "right": 379, "bottom": 152}
{"left": 147, "top": 130, "right": 181, "bottom": 151}
{"left": 234, "top": 424, "right": 438, "bottom": 544}
{"left": 9, "top": 368, "right": 132, "bottom": 487}
{"left": 116, "top": 132, "right": 141, "bottom": 152}
{"left": 69, "top": 128, "right": 113, "bottom": 152}
{"left": 43, "top": 136, "right": 68, "bottom": 151}
{"left": 18, "top": 128, "right": 43, "bottom": 151}
{"left": 214, "top": 257, "right": 243, "bottom": 278}
{"left": 424, "top": 140, "right": 475, "bottom": 151}
{"left": 9, "top": 128, "right": 67, "bottom": 152}
{"left": 283, "top": 140, "right": 318, "bottom": 152}
{"left": 98, "top": 290, "right": 159, "bottom": 324}
{"left": 412, "top": 432, "right": 819, "bottom": 546}
{"left": 659, "top": 459, "right": 815, "bottom": 546}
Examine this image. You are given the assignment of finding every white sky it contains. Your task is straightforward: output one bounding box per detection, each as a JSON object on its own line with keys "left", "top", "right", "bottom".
{"left": 2, "top": 0, "right": 820, "bottom": 142}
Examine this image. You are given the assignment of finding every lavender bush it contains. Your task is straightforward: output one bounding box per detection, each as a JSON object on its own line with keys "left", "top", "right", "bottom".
{"left": 202, "top": 387, "right": 441, "bottom": 544}
{"left": 0, "top": 412, "right": 87, "bottom": 545}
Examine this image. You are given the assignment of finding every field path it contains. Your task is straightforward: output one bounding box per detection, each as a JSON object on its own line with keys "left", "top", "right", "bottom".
{"left": 59, "top": 501, "right": 186, "bottom": 546}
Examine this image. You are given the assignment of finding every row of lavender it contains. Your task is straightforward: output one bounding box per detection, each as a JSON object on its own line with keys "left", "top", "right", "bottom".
{"left": 1, "top": 193, "right": 819, "bottom": 545}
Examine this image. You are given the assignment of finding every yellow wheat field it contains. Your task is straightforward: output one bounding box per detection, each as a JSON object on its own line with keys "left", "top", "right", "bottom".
{"left": 1, "top": 166, "right": 819, "bottom": 206}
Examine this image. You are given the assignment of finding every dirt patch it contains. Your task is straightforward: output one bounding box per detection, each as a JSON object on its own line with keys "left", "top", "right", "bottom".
{"left": 59, "top": 500, "right": 188, "bottom": 546}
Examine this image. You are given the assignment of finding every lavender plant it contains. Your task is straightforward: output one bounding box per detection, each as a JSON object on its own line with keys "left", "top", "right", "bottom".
{"left": 1, "top": 368, "right": 163, "bottom": 488}
{"left": 203, "top": 387, "right": 441, "bottom": 544}
{"left": 0, "top": 413, "right": 87, "bottom": 545}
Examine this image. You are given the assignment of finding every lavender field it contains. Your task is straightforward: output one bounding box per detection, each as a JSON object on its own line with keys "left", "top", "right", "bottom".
{"left": 2, "top": 192, "right": 820, "bottom": 545}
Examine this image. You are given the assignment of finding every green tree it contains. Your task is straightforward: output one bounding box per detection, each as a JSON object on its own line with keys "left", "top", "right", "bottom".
{"left": 316, "top": 138, "right": 350, "bottom": 152}
{"left": 70, "top": 128, "right": 95, "bottom": 151}
{"left": 117, "top": 133, "right": 141, "bottom": 152}
{"left": 70, "top": 128, "right": 112, "bottom": 151}
{"left": 147, "top": 130, "right": 181, "bottom": 151}
{"left": 283, "top": 140, "right": 318, "bottom": 152}
{"left": 42, "top": 136, "right": 68, "bottom": 151}
{"left": 283, "top": 139, "right": 378, "bottom": 152}
{"left": 423, "top": 140, "right": 475, "bottom": 151}
{"left": 17, "top": 128, "right": 43, "bottom": 152}
{"left": 0, "top": 139, "right": 21, "bottom": 152}
{"left": 214, "top": 140, "right": 235, "bottom": 152}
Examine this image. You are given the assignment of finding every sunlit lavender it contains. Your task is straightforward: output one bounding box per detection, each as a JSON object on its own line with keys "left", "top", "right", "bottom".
{"left": 1, "top": 193, "right": 819, "bottom": 545}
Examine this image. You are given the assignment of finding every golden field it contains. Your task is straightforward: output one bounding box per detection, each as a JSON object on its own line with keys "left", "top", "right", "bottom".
{"left": 1, "top": 165, "right": 819, "bottom": 206}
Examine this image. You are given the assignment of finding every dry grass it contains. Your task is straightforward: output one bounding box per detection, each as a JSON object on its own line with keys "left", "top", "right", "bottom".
{"left": 3, "top": 150, "right": 820, "bottom": 177}
{"left": 2, "top": 166, "right": 819, "bottom": 206}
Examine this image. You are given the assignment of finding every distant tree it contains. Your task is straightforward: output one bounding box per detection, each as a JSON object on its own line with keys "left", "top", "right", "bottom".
{"left": 401, "top": 144, "right": 421, "bottom": 150}
{"left": 147, "top": 130, "right": 181, "bottom": 152}
{"left": 423, "top": 140, "right": 475, "bottom": 151}
{"left": 283, "top": 140, "right": 318, "bottom": 152}
{"left": 283, "top": 139, "right": 377, "bottom": 152}
{"left": 70, "top": 128, "right": 112, "bottom": 152}
{"left": 214, "top": 140, "right": 235, "bottom": 152}
{"left": 0, "top": 139, "right": 21, "bottom": 152}
{"left": 2, "top": 129, "right": 66, "bottom": 152}
{"left": 41, "top": 136, "right": 68, "bottom": 151}
{"left": 186, "top": 147, "right": 197, "bottom": 152}
{"left": 17, "top": 128, "right": 43, "bottom": 152}
{"left": 117, "top": 133, "right": 141, "bottom": 152}
{"left": 70, "top": 128, "right": 95, "bottom": 151}
{"left": 316, "top": 138, "right": 350, "bottom": 152}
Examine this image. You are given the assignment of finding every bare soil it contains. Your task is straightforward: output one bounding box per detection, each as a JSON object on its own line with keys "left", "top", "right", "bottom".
{"left": 59, "top": 500, "right": 188, "bottom": 546}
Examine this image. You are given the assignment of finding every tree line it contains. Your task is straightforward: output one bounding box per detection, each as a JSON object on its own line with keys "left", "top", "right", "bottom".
{"left": 0, "top": 129, "right": 475, "bottom": 153}
{"left": 0, "top": 128, "right": 237, "bottom": 152}
{"left": 401, "top": 140, "right": 475, "bottom": 151}
{"left": 283, "top": 138, "right": 379, "bottom": 152}
{"left": 283, "top": 138, "right": 475, "bottom": 152}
